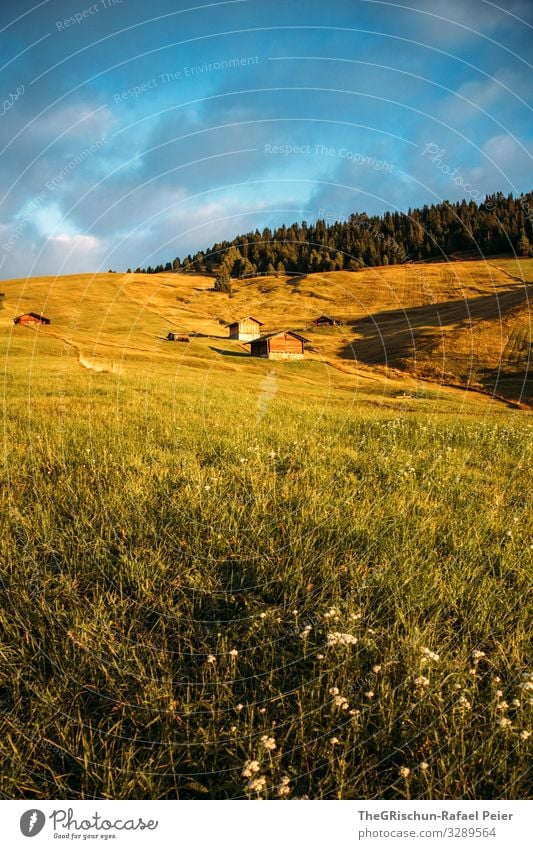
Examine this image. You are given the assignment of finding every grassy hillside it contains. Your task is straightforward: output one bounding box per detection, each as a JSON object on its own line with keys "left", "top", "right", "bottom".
{"left": 1, "top": 257, "right": 530, "bottom": 406}
{"left": 0, "top": 259, "right": 531, "bottom": 800}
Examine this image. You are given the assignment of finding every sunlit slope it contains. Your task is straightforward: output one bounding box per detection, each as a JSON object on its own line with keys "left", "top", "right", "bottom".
{"left": 1, "top": 258, "right": 531, "bottom": 407}
{"left": 330, "top": 260, "right": 532, "bottom": 405}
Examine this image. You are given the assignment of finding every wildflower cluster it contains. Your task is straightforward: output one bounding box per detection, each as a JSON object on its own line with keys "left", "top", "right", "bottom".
{"left": 327, "top": 632, "right": 358, "bottom": 646}
{"left": 420, "top": 647, "right": 440, "bottom": 662}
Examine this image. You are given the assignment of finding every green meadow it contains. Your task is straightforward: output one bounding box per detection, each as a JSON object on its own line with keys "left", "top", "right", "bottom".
{"left": 0, "top": 270, "right": 531, "bottom": 799}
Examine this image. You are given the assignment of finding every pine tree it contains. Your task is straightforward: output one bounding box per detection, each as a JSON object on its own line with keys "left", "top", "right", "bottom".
{"left": 517, "top": 232, "right": 530, "bottom": 256}
{"left": 214, "top": 271, "right": 232, "bottom": 293}
{"left": 136, "top": 190, "right": 533, "bottom": 276}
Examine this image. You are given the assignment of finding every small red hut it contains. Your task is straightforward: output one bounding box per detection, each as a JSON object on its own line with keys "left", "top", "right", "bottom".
{"left": 226, "top": 316, "right": 264, "bottom": 341}
{"left": 14, "top": 313, "right": 51, "bottom": 326}
{"left": 314, "top": 314, "right": 340, "bottom": 326}
{"left": 247, "top": 330, "right": 308, "bottom": 360}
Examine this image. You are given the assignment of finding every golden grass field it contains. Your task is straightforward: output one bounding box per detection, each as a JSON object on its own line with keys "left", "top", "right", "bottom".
{"left": 1, "top": 256, "right": 531, "bottom": 409}
{"left": 0, "top": 257, "right": 531, "bottom": 800}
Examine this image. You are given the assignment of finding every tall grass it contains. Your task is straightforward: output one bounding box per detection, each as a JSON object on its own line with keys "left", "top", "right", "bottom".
{"left": 0, "top": 371, "right": 531, "bottom": 799}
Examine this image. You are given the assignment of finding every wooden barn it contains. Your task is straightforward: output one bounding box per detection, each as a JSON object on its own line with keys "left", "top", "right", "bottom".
{"left": 226, "top": 315, "right": 264, "bottom": 341}
{"left": 314, "top": 314, "right": 340, "bottom": 326}
{"left": 247, "top": 330, "right": 308, "bottom": 360}
{"left": 14, "top": 312, "right": 50, "bottom": 326}
{"left": 167, "top": 332, "right": 190, "bottom": 342}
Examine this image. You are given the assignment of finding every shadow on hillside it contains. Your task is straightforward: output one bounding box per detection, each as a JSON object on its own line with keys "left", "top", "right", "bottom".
{"left": 339, "top": 283, "right": 533, "bottom": 366}
{"left": 191, "top": 332, "right": 228, "bottom": 340}
{"left": 284, "top": 274, "right": 308, "bottom": 286}
{"left": 209, "top": 346, "right": 250, "bottom": 358}
{"left": 477, "top": 365, "right": 532, "bottom": 407}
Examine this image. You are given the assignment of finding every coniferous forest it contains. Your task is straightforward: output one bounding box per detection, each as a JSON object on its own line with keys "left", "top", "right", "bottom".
{"left": 131, "top": 191, "right": 533, "bottom": 276}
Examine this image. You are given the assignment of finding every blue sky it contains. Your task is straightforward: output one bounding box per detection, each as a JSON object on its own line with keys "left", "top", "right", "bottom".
{"left": 0, "top": 0, "right": 531, "bottom": 277}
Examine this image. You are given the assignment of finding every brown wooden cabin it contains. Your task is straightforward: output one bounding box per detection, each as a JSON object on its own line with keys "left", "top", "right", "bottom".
{"left": 314, "top": 314, "right": 340, "bottom": 326}
{"left": 167, "top": 332, "right": 190, "bottom": 342}
{"left": 226, "top": 315, "right": 264, "bottom": 341}
{"left": 14, "top": 312, "right": 50, "bottom": 326}
{"left": 247, "top": 330, "right": 309, "bottom": 360}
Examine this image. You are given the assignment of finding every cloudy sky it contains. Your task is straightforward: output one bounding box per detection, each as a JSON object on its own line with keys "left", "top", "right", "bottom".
{"left": 0, "top": 0, "right": 531, "bottom": 278}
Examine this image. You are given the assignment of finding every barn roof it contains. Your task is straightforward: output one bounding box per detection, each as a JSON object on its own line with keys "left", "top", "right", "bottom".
{"left": 244, "top": 329, "right": 309, "bottom": 344}
{"left": 14, "top": 312, "right": 50, "bottom": 322}
{"left": 225, "top": 315, "right": 264, "bottom": 327}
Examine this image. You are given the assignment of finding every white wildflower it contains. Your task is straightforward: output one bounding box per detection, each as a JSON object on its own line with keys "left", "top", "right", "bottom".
{"left": 242, "top": 760, "right": 260, "bottom": 778}
{"left": 229, "top": 649, "right": 239, "bottom": 658}
{"left": 206, "top": 655, "right": 216, "bottom": 664}
{"left": 330, "top": 737, "right": 340, "bottom": 746}
{"left": 373, "top": 665, "right": 382, "bottom": 673}
{"left": 329, "top": 687, "right": 340, "bottom": 696}
{"left": 247, "top": 775, "right": 267, "bottom": 793}
{"left": 327, "top": 632, "right": 357, "bottom": 646}
{"left": 414, "top": 676, "right": 429, "bottom": 687}
{"left": 519, "top": 730, "right": 531, "bottom": 740}
{"left": 334, "top": 695, "right": 349, "bottom": 710}
{"left": 398, "top": 766, "right": 410, "bottom": 778}
{"left": 365, "top": 691, "right": 375, "bottom": 699}
{"left": 419, "top": 761, "right": 429, "bottom": 771}
{"left": 276, "top": 775, "right": 291, "bottom": 797}
{"left": 471, "top": 650, "right": 486, "bottom": 660}
{"left": 497, "top": 717, "right": 512, "bottom": 728}
{"left": 260, "top": 735, "right": 276, "bottom": 751}
{"left": 420, "top": 647, "right": 440, "bottom": 662}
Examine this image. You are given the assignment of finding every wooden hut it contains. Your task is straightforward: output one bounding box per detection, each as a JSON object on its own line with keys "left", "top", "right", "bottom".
{"left": 314, "top": 314, "right": 340, "bottom": 326}
{"left": 247, "top": 330, "right": 308, "bottom": 360}
{"left": 167, "top": 332, "right": 190, "bottom": 342}
{"left": 226, "top": 315, "right": 264, "bottom": 341}
{"left": 14, "top": 313, "right": 50, "bottom": 326}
